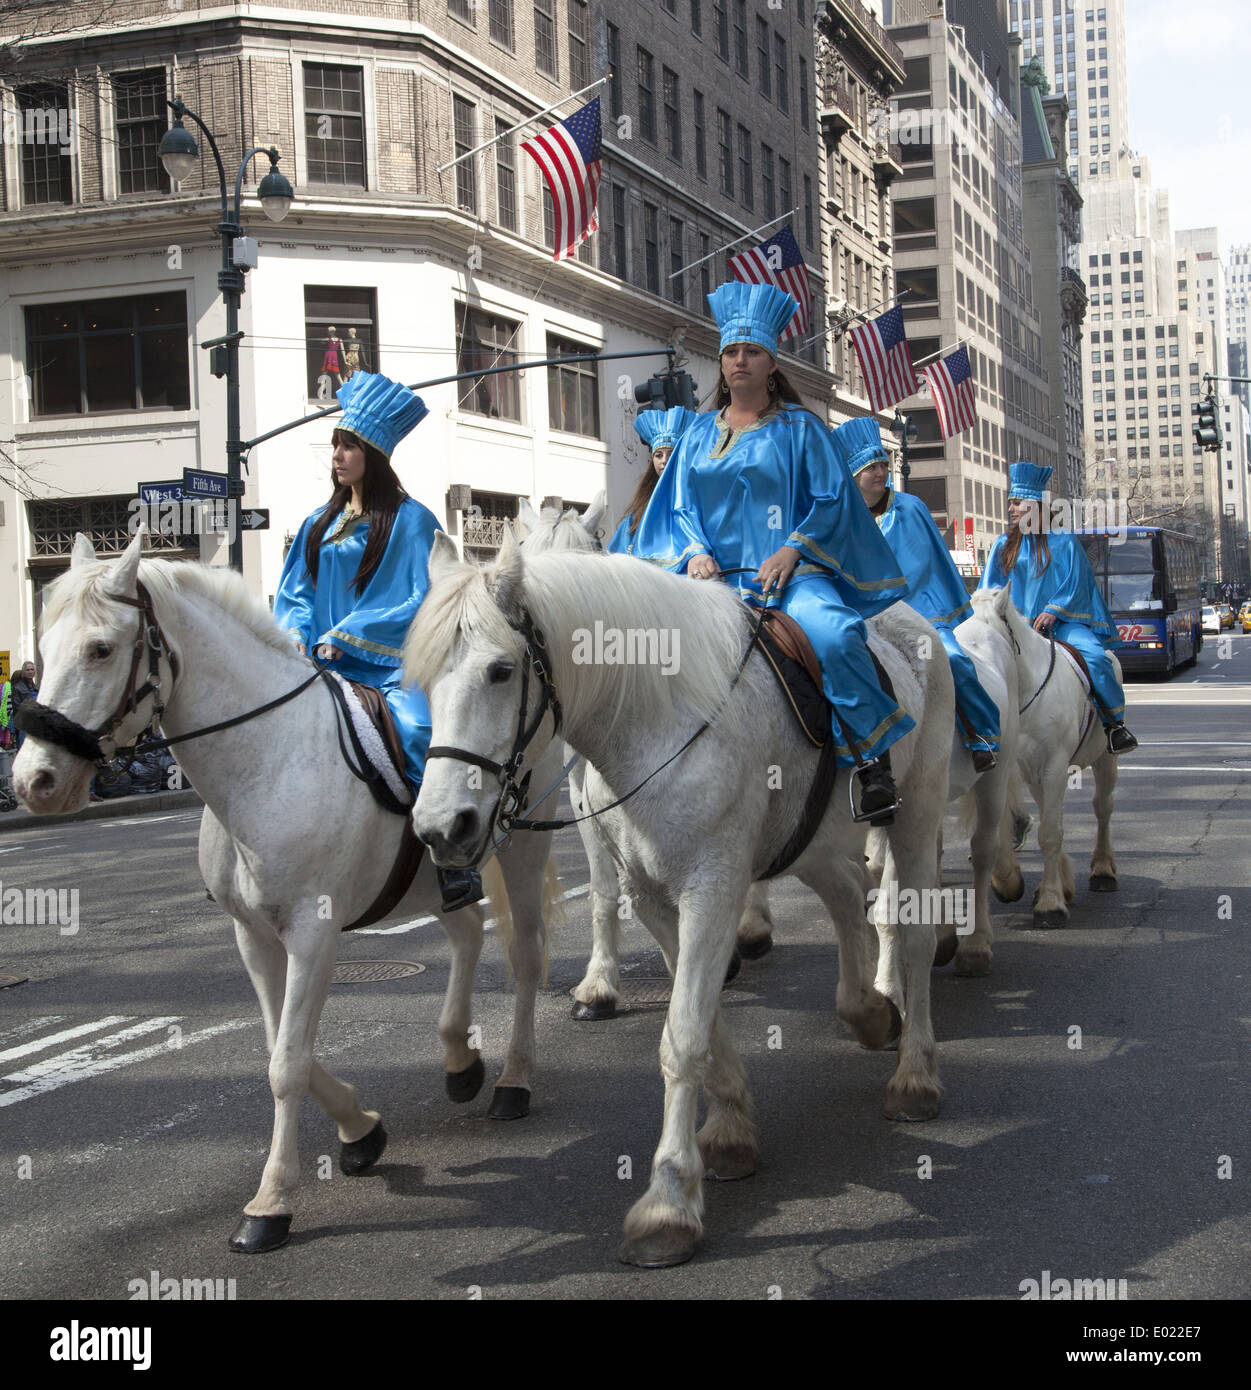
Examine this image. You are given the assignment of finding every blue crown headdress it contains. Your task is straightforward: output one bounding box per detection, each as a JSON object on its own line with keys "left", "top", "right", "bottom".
{"left": 835, "top": 417, "right": 891, "bottom": 476}
{"left": 1007, "top": 461, "right": 1053, "bottom": 502}
{"left": 336, "top": 372, "right": 428, "bottom": 459}
{"left": 634, "top": 406, "right": 697, "bottom": 453}
{"left": 707, "top": 281, "right": 799, "bottom": 358}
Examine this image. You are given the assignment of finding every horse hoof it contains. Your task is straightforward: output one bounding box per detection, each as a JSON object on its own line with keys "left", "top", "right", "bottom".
{"left": 617, "top": 1227, "right": 699, "bottom": 1268}
{"left": 571, "top": 998, "right": 617, "bottom": 1021}
{"left": 884, "top": 1093, "right": 941, "bottom": 1123}
{"left": 723, "top": 948, "right": 742, "bottom": 985}
{"left": 700, "top": 1145, "right": 757, "bottom": 1181}
{"left": 445, "top": 1055, "right": 485, "bottom": 1103}
{"left": 932, "top": 932, "right": 958, "bottom": 968}
{"left": 953, "top": 953, "right": 991, "bottom": 978}
{"left": 1031, "top": 908, "right": 1068, "bottom": 929}
{"left": 1089, "top": 874, "right": 1118, "bottom": 893}
{"left": 339, "top": 1119, "right": 387, "bottom": 1175}
{"left": 487, "top": 1086, "right": 530, "bottom": 1120}
{"left": 738, "top": 935, "right": 773, "bottom": 961}
{"left": 228, "top": 1213, "right": 292, "bottom": 1254}
{"left": 993, "top": 881, "right": 1025, "bottom": 904}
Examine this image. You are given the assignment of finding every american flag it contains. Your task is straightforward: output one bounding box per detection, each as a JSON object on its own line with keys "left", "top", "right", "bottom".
{"left": 521, "top": 97, "right": 602, "bottom": 262}
{"left": 922, "top": 345, "right": 978, "bottom": 438}
{"left": 847, "top": 304, "right": 919, "bottom": 413}
{"left": 726, "top": 224, "right": 810, "bottom": 339}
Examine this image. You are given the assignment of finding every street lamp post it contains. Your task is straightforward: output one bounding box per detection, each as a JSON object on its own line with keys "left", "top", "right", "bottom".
{"left": 889, "top": 408, "right": 917, "bottom": 492}
{"left": 159, "top": 98, "right": 294, "bottom": 572}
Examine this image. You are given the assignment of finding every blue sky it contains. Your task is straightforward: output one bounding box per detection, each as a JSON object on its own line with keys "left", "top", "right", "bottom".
{"left": 1126, "top": 0, "right": 1251, "bottom": 251}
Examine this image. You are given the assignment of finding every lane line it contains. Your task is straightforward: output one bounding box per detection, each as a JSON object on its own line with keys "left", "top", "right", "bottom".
{"left": 0, "top": 1016, "right": 66, "bottom": 1049}
{"left": 1112, "top": 765, "right": 1251, "bottom": 773}
{"left": 0, "top": 1018, "right": 253, "bottom": 1108}
{"left": 2, "top": 1018, "right": 183, "bottom": 1086}
{"left": 0, "top": 1016, "right": 132, "bottom": 1064}
{"left": 356, "top": 880, "right": 592, "bottom": 936}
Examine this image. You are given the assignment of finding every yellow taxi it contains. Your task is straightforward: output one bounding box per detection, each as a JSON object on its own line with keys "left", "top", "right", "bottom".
{"left": 1240, "top": 601, "right": 1251, "bottom": 633}
{"left": 1217, "top": 603, "right": 1235, "bottom": 629}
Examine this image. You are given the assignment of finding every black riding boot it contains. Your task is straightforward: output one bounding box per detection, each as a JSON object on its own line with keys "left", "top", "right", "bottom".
{"left": 436, "top": 866, "right": 484, "bottom": 913}
{"left": 854, "top": 750, "right": 902, "bottom": 826}
{"left": 1105, "top": 722, "right": 1138, "bottom": 755}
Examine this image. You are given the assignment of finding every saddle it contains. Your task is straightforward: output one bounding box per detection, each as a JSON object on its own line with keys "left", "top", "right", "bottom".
{"left": 1054, "top": 639, "right": 1094, "bottom": 697}
{"left": 322, "top": 673, "right": 424, "bottom": 932}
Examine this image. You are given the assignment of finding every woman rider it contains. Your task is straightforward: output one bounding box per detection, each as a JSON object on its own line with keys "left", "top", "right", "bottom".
{"left": 274, "top": 371, "right": 481, "bottom": 910}
{"left": 635, "top": 280, "right": 914, "bottom": 822}
{"left": 842, "top": 416, "right": 1000, "bottom": 773}
{"left": 606, "top": 406, "right": 697, "bottom": 556}
{"left": 980, "top": 461, "right": 1138, "bottom": 755}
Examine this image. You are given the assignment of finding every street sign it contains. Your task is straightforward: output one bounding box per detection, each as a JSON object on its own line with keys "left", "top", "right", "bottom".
{"left": 183, "top": 468, "right": 230, "bottom": 499}
{"left": 137, "top": 479, "right": 185, "bottom": 506}
{"left": 239, "top": 509, "right": 270, "bottom": 531}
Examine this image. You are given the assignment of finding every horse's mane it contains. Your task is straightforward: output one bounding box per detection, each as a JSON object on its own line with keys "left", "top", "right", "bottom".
{"left": 518, "top": 506, "right": 599, "bottom": 554}
{"left": 409, "top": 550, "right": 749, "bottom": 733}
{"left": 41, "top": 555, "right": 302, "bottom": 661}
{"left": 970, "top": 586, "right": 1031, "bottom": 648}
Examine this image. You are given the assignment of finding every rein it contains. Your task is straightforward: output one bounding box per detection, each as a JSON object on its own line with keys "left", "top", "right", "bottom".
{"left": 1017, "top": 626, "right": 1057, "bottom": 716}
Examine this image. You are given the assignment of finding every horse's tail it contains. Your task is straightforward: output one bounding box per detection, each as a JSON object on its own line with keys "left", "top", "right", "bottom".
{"left": 480, "top": 853, "right": 562, "bottom": 987}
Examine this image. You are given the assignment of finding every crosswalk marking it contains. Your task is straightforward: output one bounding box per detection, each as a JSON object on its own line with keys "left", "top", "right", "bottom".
{"left": 0, "top": 1016, "right": 254, "bottom": 1108}
{"left": 0, "top": 1016, "right": 131, "bottom": 1064}
{"left": 356, "top": 880, "right": 592, "bottom": 935}
{"left": 0, "top": 1016, "right": 67, "bottom": 1048}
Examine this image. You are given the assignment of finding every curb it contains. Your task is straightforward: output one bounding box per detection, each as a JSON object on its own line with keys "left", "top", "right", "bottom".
{"left": 0, "top": 788, "right": 203, "bottom": 832}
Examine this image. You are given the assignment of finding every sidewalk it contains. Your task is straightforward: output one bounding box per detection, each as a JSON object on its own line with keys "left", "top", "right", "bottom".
{"left": 0, "top": 788, "right": 203, "bottom": 833}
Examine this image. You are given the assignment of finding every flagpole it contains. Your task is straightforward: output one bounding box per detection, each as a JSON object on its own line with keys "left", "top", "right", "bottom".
{"left": 668, "top": 208, "right": 798, "bottom": 279}
{"left": 911, "top": 335, "right": 973, "bottom": 372}
{"left": 435, "top": 76, "right": 609, "bottom": 173}
{"left": 799, "top": 290, "right": 909, "bottom": 349}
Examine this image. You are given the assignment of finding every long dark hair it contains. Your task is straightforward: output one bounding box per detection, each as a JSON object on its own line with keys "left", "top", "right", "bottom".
{"left": 622, "top": 456, "right": 663, "bottom": 535}
{"left": 1000, "top": 516, "right": 1052, "bottom": 576}
{"left": 304, "top": 429, "right": 409, "bottom": 596}
{"left": 714, "top": 359, "right": 803, "bottom": 416}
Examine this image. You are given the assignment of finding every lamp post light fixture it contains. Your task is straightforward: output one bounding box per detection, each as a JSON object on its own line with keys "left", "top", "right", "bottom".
{"left": 889, "top": 408, "right": 917, "bottom": 492}
{"left": 159, "top": 96, "right": 294, "bottom": 572}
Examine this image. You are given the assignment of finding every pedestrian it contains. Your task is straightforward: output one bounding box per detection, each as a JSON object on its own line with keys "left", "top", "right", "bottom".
{"left": 10, "top": 662, "right": 37, "bottom": 751}
{"left": 606, "top": 406, "right": 697, "bottom": 556}
{"left": 634, "top": 279, "right": 913, "bottom": 822}
{"left": 0, "top": 675, "right": 14, "bottom": 811}
{"left": 273, "top": 370, "right": 481, "bottom": 911}
{"left": 980, "top": 462, "right": 1138, "bottom": 754}
{"left": 843, "top": 416, "right": 1000, "bottom": 773}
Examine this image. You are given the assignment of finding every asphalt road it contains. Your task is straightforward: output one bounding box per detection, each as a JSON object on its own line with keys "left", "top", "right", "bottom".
{"left": 1, "top": 633, "right": 1249, "bottom": 1307}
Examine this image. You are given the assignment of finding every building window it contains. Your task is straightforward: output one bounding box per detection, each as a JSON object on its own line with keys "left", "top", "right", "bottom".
{"left": 733, "top": 0, "right": 749, "bottom": 78}
{"left": 304, "top": 64, "right": 365, "bottom": 187}
{"left": 644, "top": 202, "right": 660, "bottom": 293}
{"left": 779, "top": 155, "right": 792, "bottom": 231}
{"left": 25, "top": 292, "right": 189, "bottom": 417}
{"left": 489, "top": 0, "right": 514, "bottom": 47}
{"left": 737, "top": 123, "right": 752, "bottom": 209}
{"left": 637, "top": 48, "right": 657, "bottom": 145}
{"left": 612, "top": 184, "right": 628, "bottom": 281}
{"left": 448, "top": 0, "right": 474, "bottom": 23}
{"left": 452, "top": 95, "right": 478, "bottom": 212}
{"left": 542, "top": 185, "right": 556, "bottom": 251}
{"left": 718, "top": 108, "right": 733, "bottom": 195}
{"left": 713, "top": 0, "right": 729, "bottom": 62}
{"left": 803, "top": 173, "right": 814, "bottom": 248}
{"left": 691, "top": 0, "right": 703, "bottom": 38}
{"left": 568, "top": 1, "right": 590, "bottom": 88}
{"left": 663, "top": 68, "right": 681, "bottom": 161}
{"left": 305, "top": 287, "right": 377, "bottom": 401}
{"left": 534, "top": 1, "right": 558, "bottom": 79}
{"left": 761, "top": 143, "right": 775, "bottom": 220}
{"left": 798, "top": 55, "right": 809, "bottom": 132}
{"left": 607, "top": 25, "right": 622, "bottom": 116}
{"left": 463, "top": 491, "right": 519, "bottom": 563}
{"left": 774, "top": 34, "right": 788, "bottom": 113}
{"left": 547, "top": 333, "right": 601, "bottom": 438}
{"left": 17, "top": 84, "right": 72, "bottom": 205}
{"left": 455, "top": 303, "right": 521, "bottom": 420}
{"left": 114, "top": 69, "right": 170, "bottom": 194}
{"left": 495, "top": 119, "right": 517, "bottom": 230}
{"left": 669, "top": 216, "right": 685, "bottom": 305}
{"left": 693, "top": 89, "right": 707, "bottom": 179}
{"left": 700, "top": 231, "right": 712, "bottom": 311}
{"left": 756, "top": 17, "right": 771, "bottom": 99}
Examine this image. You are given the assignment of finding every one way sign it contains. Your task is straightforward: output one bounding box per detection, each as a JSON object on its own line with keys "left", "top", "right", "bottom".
{"left": 238, "top": 509, "right": 270, "bottom": 531}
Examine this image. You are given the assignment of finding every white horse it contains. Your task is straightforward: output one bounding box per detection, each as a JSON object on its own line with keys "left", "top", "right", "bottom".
{"left": 968, "top": 586, "right": 1120, "bottom": 927}
{"left": 514, "top": 497, "right": 757, "bottom": 1018}
{"left": 408, "top": 534, "right": 954, "bottom": 1267}
{"left": 13, "top": 530, "right": 556, "bottom": 1253}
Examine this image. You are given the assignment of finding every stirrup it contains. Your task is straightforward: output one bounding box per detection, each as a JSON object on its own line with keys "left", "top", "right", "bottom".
{"left": 436, "top": 866, "right": 484, "bottom": 913}
{"left": 1105, "top": 723, "right": 1138, "bottom": 756}
{"left": 851, "top": 759, "right": 901, "bottom": 826}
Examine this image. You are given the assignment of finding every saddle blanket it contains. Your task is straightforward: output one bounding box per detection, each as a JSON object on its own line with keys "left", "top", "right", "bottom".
{"left": 1056, "top": 641, "right": 1093, "bottom": 697}
{"left": 327, "top": 672, "right": 413, "bottom": 809}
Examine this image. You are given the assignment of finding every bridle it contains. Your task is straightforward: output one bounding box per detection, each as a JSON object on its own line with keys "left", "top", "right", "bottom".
{"left": 14, "top": 580, "right": 180, "bottom": 767}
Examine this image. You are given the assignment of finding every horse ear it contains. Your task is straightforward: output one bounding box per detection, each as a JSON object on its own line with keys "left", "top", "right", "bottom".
{"left": 486, "top": 529, "right": 525, "bottom": 622}
{"left": 993, "top": 585, "right": 1013, "bottom": 619}
{"left": 582, "top": 490, "right": 607, "bottom": 540}
{"left": 427, "top": 530, "right": 462, "bottom": 585}
{"left": 516, "top": 498, "right": 541, "bottom": 537}
{"left": 71, "top": 533, "right": 97, "bottom": 569}
{"left": 105, "top": 526, "right": 145, "bottom": 598}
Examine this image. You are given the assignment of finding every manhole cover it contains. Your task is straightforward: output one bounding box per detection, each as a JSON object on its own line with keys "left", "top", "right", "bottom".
{"left": 333, "top": 960, "right": 426, "bottom": 984}
{"left": 0, "top": 973, "right": 28, "bottom": 990}
{"left": 565, "top": 977, "right": 673, "bottom": 1007}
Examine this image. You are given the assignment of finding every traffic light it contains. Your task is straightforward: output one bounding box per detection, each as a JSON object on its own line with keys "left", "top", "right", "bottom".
{"left": 634, "top": 371, "right": 698, "bottom": 411}
{"left": 1194, "top": 393, "right": 1223, "bottom": 451}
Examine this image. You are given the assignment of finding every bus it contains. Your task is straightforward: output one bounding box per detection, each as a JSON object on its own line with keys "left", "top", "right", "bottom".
{"left": 1075, "top": 526, "right": 1203, "bottom": 676}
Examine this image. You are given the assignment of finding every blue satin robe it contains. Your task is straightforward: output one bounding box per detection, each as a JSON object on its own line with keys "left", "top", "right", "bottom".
{"left": 875, "top": 489, "right": 1000, "bottom": 750}
{"left": 636, "top": 405, "right": 914, "bottom": 764}
{"left": 274, "top": 497, "right": 441, "bottom": 784}
{"left": 981, "top": 530, "right": 1126, "bottom": 722}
